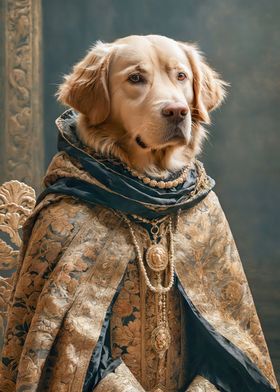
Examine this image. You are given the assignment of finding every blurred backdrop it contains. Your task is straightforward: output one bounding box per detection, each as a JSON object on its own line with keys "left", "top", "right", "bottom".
{"left": 44, "top": 0, "right": 279, "bottom": 380}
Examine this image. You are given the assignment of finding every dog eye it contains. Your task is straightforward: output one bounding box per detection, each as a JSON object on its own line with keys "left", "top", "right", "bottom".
{"left": 128, "top": 73, "right": 145, "bottom": 84}
{"left": 177, "top": 72, "right": 187, "bottom": 81}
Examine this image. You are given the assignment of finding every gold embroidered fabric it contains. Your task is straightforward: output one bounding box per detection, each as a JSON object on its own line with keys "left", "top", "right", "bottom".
{"left": 94, "top": 362, "right": 145, "bottom": 392}
{"left": 0, "top": 198, "right": 134, "bottom": 392}
{"left": 185, "top": 375, "right": 219, "bottom": 391}
{"left": 111, "top": 257, "right": 186, "bottom": 391}
{"left": 0, "top": 189, "right": 278, "bottom": 391}
{"left": 110, "top": 259, "right": 142, "bottom": 381}
{"left": 175, "top": 191, "right": 278, "bottom": 391}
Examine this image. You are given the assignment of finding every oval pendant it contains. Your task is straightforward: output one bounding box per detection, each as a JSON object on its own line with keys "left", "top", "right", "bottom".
{"left": 151, "top": 324, "right": 171, "bottom": 356}
{"left": 146, "top": 244, "right": 168, "bottom": 272}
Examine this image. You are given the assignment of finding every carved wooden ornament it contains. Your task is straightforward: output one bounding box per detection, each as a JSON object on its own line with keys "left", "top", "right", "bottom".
{"left": 0, "top": 180, "right": 36, "bottom": 351}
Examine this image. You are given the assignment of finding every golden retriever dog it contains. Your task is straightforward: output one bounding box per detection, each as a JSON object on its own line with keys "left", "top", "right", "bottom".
{"left": 57, "top": 34, "right": 227, "bottom": 177}
{"left": 2, "top": 35, "right": 279, "bottom": 392}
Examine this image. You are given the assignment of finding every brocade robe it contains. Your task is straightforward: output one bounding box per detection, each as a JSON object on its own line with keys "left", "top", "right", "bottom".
{"left": 0, "top": 191, "right": 278, "bottom": 391}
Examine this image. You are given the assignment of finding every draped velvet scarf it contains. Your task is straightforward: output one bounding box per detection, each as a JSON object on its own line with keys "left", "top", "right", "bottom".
{"left": 37, "top": 109, "right": 215, "bottom": 218}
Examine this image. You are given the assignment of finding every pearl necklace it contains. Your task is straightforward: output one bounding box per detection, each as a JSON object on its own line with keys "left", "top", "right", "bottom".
{"left": 127, "top": 165, "right": 190, "bottom": 189}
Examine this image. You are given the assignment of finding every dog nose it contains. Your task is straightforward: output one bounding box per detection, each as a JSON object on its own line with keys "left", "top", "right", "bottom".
{"left": 161, "top": 103, "right": 189, "bottom": 121}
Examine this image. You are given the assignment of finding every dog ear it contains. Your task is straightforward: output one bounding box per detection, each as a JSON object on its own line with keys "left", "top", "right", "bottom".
{"left": 180, "top": 43, "right": 228, "bottom": 124}
{"left": 56, "top": 41, "right": 113, "bottom": 125}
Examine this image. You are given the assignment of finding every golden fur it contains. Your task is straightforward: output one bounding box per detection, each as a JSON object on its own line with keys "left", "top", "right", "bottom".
{"left": 57, "top": 34, "right": 227, "bottom": 177}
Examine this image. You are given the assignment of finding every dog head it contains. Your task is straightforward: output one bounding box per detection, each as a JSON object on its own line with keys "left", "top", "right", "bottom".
{"left": 57, "top": 35, "right": 227, "bottom": 174}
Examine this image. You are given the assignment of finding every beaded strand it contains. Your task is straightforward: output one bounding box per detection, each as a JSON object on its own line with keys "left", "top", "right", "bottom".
{"left": 127, "top": 165, "right": 190, "bottom": 189}
{"left": 121, "top": 214, "right": 175, "bottom": 294}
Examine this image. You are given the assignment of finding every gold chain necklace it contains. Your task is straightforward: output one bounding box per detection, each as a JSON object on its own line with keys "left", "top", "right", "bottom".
{"left": 122, "top": 214, "right": 175, "bottom": 294}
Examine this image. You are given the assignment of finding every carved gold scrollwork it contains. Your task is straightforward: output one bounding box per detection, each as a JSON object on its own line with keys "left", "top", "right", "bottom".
{"left": 1, "top": 0, "right": 43, "bottom": 193}
{"left": 0, "top": 180, "right": 36, "bottom": 352}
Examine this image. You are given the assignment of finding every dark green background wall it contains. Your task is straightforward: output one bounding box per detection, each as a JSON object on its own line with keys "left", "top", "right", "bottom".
{"left": 42, "top": 0, "right": 280, "bottom": 380}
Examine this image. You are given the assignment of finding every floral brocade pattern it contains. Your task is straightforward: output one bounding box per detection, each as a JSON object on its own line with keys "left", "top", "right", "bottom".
{"left": 143, "top": 271, "right": 158, "bottom": 390}
{"left": 185, "top": 375, "right": 219, "bottom": 391}
{"left": 175, "top": 192, "right": 279, "bottom": 391}
{"left": 111, "top": 260, "right": 142, "bottom": 380}
{"left": 0, "top": 190, "right": 278, "bottom": 391}
{"left": 0, "top": 196, "right": 135, "bottom": 392}
{"left": 0, "top": 196, "right": 92, "bottom": 390}
{"left": 111, "top": 253, "right": 187, "bottom": 391}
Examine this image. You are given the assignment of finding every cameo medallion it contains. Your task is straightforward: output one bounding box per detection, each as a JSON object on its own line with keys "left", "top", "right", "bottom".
{"left": 146, "top": 244, "right": 169, "bottom": 272}
{"left": 151, "top": 324, "right": 171, "bottom": 357}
